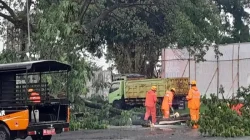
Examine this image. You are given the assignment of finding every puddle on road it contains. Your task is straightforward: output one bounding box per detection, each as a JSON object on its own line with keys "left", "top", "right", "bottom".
{"left": 145, "top": 126, "right": 175, "bottom": 136}
{"left": 143, "top": 124, "right": 202, "bottom": 138}
{"left": 184, "top": 129, "right": 200, "bottom": 137}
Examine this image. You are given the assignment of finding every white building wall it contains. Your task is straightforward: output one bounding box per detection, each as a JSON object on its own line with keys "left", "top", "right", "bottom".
{"left": 161, "top": 42, "right": 250, "bottom": 98}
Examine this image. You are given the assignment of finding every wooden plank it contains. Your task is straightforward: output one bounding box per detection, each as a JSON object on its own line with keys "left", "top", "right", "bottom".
{"left": 157, "top": 116, "right": 190, "bottom": 122}
{"left": 141, "top": 120, "right": 186, "bottom": 127}
{"left": 158, "top": 120, "right": 186, "bottom": 125}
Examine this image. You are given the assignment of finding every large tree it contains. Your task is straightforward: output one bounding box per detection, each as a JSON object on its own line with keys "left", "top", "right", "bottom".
{"left": 0, "top": 0, "right": 176, "bottom": 98}
{"left": 1, "top": 0, "right": 239, "bottom": 80}
{"left": 96, "top": 0, "right": 222, "bottom": 77}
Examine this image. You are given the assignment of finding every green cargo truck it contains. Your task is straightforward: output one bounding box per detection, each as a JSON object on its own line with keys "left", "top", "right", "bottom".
{"left": 108, "top": 74, "right": 189, "bottom": 109}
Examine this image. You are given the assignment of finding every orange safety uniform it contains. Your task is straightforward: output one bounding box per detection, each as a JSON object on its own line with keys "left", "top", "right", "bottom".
{"left": 28, "top": 89, "right": 41, "bottom": 103}
{"left": 186, "top": 81, "right": 200, "bottom": 129}
{"left": 144, "top": 86, "right": 157, "bottom": 124}
{"left": 161, "top": 91, "right": 174, "bottom": 118}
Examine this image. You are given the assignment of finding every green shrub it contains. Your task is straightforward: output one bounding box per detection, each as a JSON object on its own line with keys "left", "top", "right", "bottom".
{"left": 199, "top": 85, "right": 250, "bottom": 137}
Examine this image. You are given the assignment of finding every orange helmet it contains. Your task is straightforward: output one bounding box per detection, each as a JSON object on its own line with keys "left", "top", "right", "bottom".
{"left": 190, "top": 80, "right": 196, "bottom": 85}
{"left": 171, "top": 88, "right": 176, "bottom": 92}
{"left": 28, "top": 88, "right": 34, "bottom": 93}
{"left": 151, "top": 86, "right": 157, "bottom": 91}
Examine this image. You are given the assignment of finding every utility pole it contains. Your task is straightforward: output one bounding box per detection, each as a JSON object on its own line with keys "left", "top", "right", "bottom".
{"left": 237, "top": 42, "right": 240, "bottom": 90}
{"left": 217, "top": 50, "right": 219, "bottom": 97}
{"left": 232, "top": 44, "right": 234, "bottom": 97}
{"left": 237, "top": 31, "right": 241, "bottom": 90}
{"left": 188, "top": 49, "right": 191, "bottom": 82}
{"left": 194, "top": 56, "right": 196, "bottom": 81}
{"left": 26, "top": 0, "right": 31, "bottom": 58}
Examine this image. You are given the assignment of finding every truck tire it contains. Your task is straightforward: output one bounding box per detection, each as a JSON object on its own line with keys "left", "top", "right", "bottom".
{"left": 31, "top": 135, "right": 52, "bottom": 140}
{"left": 113, "top": 100, "right": 123, "bottom": 109}
{"left": 0, "top": 124, "right": 11, "bottom": 140}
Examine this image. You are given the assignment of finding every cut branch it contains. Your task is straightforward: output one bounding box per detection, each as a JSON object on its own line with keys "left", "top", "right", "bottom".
{"left": 81, "top": 98, "right": 122, "bottom": 115}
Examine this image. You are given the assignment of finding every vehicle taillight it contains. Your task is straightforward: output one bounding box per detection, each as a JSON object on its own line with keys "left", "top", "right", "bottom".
{"left": 63, "top": 127, "right": 70, "bottom": 132}
{"left": 28, "top": 131, "right": 36, "bottom": 135}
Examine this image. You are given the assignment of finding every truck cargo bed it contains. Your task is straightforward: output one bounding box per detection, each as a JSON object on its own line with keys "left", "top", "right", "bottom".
{"left": 124, "top": 78, "right": 189, "bottom": 99}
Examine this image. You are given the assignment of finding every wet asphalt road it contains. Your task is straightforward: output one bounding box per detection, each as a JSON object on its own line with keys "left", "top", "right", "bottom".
{"left": 23, "top": 125, "right": 250, "bottom": 140}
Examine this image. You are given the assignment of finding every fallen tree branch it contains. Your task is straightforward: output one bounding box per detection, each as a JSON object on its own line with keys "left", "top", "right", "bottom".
{"left": 81, "top": 98, "right": 122, "bottom": 115}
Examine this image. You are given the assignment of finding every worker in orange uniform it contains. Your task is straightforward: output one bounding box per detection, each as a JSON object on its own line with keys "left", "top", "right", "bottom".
{"left": 230, "top": 102, "right": 244, "bottom": 116}
{"left": 144, "top": 86, "right": 157, "bottom": 127}
{"left": 186, "top": 80, "right": 200, "bottom": 129}
{"left": 161, "top": 88, "right": 176, "bottom": 118}
{"left": 28, "top": 88, "right": 41, "bottom": 103}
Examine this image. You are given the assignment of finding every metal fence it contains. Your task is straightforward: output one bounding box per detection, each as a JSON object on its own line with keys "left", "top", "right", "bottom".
{"left": 161, "top": 42, "right": 250, "bottom": 98}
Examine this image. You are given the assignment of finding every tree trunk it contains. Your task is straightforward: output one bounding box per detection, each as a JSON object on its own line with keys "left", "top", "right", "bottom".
{"left": 81, "top": 98, "right": 122, "bottom": 115}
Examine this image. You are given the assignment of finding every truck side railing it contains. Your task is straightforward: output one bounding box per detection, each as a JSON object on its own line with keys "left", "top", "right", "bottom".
{"left": 0, "top": 81, "right": 58, "bottom": 107}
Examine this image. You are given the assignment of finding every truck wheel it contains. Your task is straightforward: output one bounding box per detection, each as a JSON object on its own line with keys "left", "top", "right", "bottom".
{"left": 0, "top": 124, "right": 11, "bottom": 140}
{"left": 113, "top": 100, "right": 123, "bottom": 109}
{"left": 31, "top": 135, "right": 52, "bottom": 140}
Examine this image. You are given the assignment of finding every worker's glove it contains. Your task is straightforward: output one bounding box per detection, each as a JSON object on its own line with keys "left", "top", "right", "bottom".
{"left": 174, "top": 112, "right": 180, "bottom": 118}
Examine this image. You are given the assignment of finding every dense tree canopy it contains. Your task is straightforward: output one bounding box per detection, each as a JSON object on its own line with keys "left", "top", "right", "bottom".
{"left": 98, "top": 0, "right": 222, "bottom": 77}
{"left": 0, "top": 0, "right": 249, "bottom": 85}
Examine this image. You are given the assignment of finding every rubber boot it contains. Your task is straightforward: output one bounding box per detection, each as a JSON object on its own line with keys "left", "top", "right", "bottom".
{"left": 150, "top": 123, "right": 155, "bottom": 127}
{"left": 192, "top": 124, "right": 199, "bottom": 129}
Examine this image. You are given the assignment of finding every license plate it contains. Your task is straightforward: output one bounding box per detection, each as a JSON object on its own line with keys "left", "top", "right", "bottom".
{"left": 43, "top": 129, "right": 56, "bottom": 135}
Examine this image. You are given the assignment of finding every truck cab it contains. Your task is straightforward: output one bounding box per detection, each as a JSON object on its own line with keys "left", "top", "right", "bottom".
{"left": 108, "top": 74, "right": 145, "bottom": 109}
{"left": 108, "top": 80, "right": 124, "bottom": 108}
{"left": 0, "top": 60, "right": 71, "bottom": 140}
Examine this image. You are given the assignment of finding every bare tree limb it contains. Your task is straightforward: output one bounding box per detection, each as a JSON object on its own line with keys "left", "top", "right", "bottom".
{"left": 0, "top": 12, "right": 15, "bottom": 23}
{"left": 0, "top": 0, "right": 17, "bottom": 19}
{"left": 80, "top": 0, "right": 92, "bottom": 23}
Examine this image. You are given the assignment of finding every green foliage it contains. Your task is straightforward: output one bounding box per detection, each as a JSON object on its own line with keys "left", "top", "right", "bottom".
{"left": 96, "top": 0, "right": 222, "bottom": 76}
{"left": 0, "top": 0, "right": 95, "bottom": 102}
{"left": 2, "top": 0, "right": 250, "bottom": 132}
{"left": 214, "top": 0, "right": 250, "bottom": 43}
{"left": 199, "top": 86, "right": 250, "bottom": 137}
{"left": 0, "top": 49, "right": 21, "bottom": 63}
{"left": 70, "top": 114, "right": 108, "bottom": 130}
{"left": 69, "top": 95, "right": 138, "bottom": 130}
